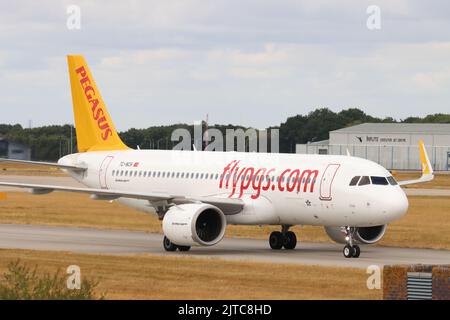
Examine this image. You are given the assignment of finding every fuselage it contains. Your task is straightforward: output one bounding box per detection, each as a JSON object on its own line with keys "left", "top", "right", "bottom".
{"left": 59, "top": 149, "right": 409, "bottom": 227}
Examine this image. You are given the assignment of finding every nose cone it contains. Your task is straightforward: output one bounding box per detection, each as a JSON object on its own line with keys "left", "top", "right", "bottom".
{"left": 386, "top": 188, "right": 409, "bottom": 221}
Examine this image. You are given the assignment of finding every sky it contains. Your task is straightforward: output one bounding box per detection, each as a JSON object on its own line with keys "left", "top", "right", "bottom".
{"left": 0, "top": 0, "right": 450, "bottom": 131}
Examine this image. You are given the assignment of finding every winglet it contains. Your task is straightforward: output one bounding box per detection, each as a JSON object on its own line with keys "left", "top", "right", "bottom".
{"left": 398, "top": 140, "right": 434, "bottom": 186}
{"left": 419, "top": 139, "right": 433, "bottom": 176}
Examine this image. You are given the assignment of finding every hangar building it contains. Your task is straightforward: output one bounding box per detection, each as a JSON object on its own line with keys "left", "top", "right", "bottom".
{"left": 296, "top": 123, "right": 450, "bottom": 171}
{"left": 0, "top": 137, "right": 31, "bottom": 160}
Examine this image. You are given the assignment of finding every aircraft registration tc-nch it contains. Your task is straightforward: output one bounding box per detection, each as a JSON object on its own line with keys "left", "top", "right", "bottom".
{"left": 0, "top": 55, "right": 435, "bottom": 258}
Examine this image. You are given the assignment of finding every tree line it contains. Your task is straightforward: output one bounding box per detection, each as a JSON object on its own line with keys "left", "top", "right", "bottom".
{"left": 1, "top": 108, "right": 449, "bottom": 161}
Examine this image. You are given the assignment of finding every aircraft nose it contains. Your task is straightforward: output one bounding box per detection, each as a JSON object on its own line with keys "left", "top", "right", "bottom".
{"left": 387, "top": 188, "right": 409, "bottom": 220}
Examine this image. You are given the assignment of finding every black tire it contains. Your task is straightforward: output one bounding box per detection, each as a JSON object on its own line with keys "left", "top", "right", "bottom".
{"left": 178, "top": 246, "right": 191, "bottom": 252}
{"left": 352, "top": 245, "right": 360, "bottom": 258}
{"left": 343, "top": 245, "right": 354, "bottom": 258}
{"left": 283, "top": 231, "right": 297, "bottom": 250}
{"left": 269, "top": 231, "right": 283, "bottom": 250}
{"left": 163, "top": 236, "right": 177, "bottom": 252}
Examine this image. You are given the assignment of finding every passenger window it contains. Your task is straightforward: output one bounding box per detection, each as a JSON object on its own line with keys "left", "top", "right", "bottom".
{"left": 112, "top": 170, "right": 115, "bottom": 176}
{"left": 387, "top": 176, "right": 398, "bottom": 185}
{"left": 358, "top": 176, "right": 370, "bottom": 186}
{"left": 371, "top": 176, "right": 389, "bottom": 185}
{"left": 349, "top": 176, "right": 360, "bottom": 186}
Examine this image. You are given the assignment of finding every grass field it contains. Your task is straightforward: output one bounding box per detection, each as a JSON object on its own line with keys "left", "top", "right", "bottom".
{"left": 0, "top": 248, "right": 380, "bottom": 299}
{"left": 0, "top": 192, "right": 449, "bottom": 250}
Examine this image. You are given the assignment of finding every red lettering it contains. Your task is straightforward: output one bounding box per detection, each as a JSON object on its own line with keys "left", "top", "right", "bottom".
{"left": 75, "top": 66, "right": 87, "bottom": 77}
{"left": 238, "top": 167, "right": 254, "bottom": 198}
{"left": 97, "top": 116, "right": 110, "bottom": 130}
{"left": 262, "top": 168, "right": 275, "bottom": 191}
{"left": 84, "top": 86, "right": 95, "bottom": 100}
{"left": 298, "top": 170, "right": 319, "bottom": 193}
{"left": 251, "top": 168, "right": 266, "bottom": 199}
{"left": 101, "top": 128, "right": 112, "bottom": 140}
{"left": 219, "top": 161, "right": 319, "bottom": 199}
{"left": 278, "top": 169, "right": 291, "bottom": 192}
{"left": 93, "top": 107, "right": 104, "bottom": 121}
{"left": 220, "top": 160, "right": 237, "bottom": 188}
{"left": 90, "top": 98, "right": 99, "bottom": 112}
{"left": 286, "top": 169, "right": 300, "bottom": 192}
{"left": 229, "top": 166, "right": 247, "bottom": 198}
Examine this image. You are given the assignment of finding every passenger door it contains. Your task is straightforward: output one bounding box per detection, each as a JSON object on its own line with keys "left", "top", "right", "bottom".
{"left": 99, "top": 156, "right": 114, "bottom": 189}
{"left": 319, "top": 164, "right": 340, "bottom": 201}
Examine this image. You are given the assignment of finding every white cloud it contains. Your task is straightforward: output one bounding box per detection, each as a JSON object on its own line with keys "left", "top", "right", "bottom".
{"left": 0, "top": 1, "right": 450, "bottom": 129}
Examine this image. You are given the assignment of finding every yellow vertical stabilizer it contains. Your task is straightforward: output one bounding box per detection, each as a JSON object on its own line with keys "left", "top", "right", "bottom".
{"left": 67, "top": 55, "right": 128, "bottom": 152}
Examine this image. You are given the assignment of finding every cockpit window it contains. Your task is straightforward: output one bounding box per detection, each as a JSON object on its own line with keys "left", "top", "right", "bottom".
{"left": 371, "top": 176, "right": 389, "bottom": 185}
{"left": 349, "top": 176, "right": 361, "bottom": 186}
{"left": 358, "top": 176, "right": 370, "bottom": 186}
{"left": 387, "top": 176, "right": 398, "bottom": 185}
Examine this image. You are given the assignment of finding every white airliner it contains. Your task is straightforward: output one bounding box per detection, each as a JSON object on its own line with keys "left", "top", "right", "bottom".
{"left": 0, "top": 55, "right": 435, "bottom": 258}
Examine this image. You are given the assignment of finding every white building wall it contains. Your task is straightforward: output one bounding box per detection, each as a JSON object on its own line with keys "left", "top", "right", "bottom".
{"left": 296, "top": 143, "right": 450, "bottom": 171}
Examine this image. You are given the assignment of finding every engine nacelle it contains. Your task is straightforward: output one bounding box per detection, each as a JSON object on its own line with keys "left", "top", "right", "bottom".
{"left": 162, "top": 203, "right": 226, "bottom": 247}
{"left": 324, "top": 225, "right": 387, "bottom": 245}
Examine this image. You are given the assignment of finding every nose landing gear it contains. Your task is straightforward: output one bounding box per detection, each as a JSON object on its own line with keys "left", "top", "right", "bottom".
{"left": 342, "top": 227, "right": 360, "bottom": 258}
{"left": 269, "top": 225, "right": 297, "bottom": 250}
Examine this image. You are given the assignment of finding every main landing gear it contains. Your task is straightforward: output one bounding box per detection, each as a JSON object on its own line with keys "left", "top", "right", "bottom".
{"left": 342, "top": 227, "right": 360, "bottom": 258}
{"left": 163, "top": 236, "right": 191, "bottom": 252}
{"left": 269, "top": 225, "right": 297, "bottom": 250}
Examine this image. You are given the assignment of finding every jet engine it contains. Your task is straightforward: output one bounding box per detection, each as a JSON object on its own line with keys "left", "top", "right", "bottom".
{"left": 324, "top": 225, "right": 387, "bottom": 244}
{"left": 162, "top": 203, "right": 227, "bottom": 247}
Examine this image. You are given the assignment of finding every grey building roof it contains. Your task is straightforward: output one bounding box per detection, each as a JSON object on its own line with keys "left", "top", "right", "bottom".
{"left": 331, "top": 123, "right": 450, "bottom": 134}
{"left": 307, "top": 139, "right": 329, "bottom": 146}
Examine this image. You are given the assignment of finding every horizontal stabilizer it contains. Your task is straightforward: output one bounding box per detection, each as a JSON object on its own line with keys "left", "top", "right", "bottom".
{"left": 0, "top": 158, "right": 86, "bottom": 172}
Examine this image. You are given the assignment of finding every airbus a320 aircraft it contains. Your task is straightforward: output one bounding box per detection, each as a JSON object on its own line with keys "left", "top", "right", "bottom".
{"left": 0, "top": 55, "right": 435, "bottom": 258}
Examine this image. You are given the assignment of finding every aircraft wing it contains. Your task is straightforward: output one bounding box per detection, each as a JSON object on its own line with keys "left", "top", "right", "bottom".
{"left": 0, "top": 158, "right": 87, "bottom": 172}
{"left": 398, "top": 140, "right": 434, "bottom": 186}
{"left": 0, "top": 181, "right": 243, "bottom": 215}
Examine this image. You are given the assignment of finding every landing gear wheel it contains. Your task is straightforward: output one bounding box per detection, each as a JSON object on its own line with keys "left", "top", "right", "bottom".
{"left": 163, "top": 236, "right": 177, "bottom": 252}
{"left": 269, "top": 231, "right": 283, "bottom": 250}
{"left": 283, "top": 231, "right": 297, "bottom": 250}
{"left": 178, "top": 246, "right": 191, "bottom": 252}
{"left": 343, "top": 245, "right": 354, "bottom": 258}
{"left": 352, "top": 245, "right": 360, "bottom": 258}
